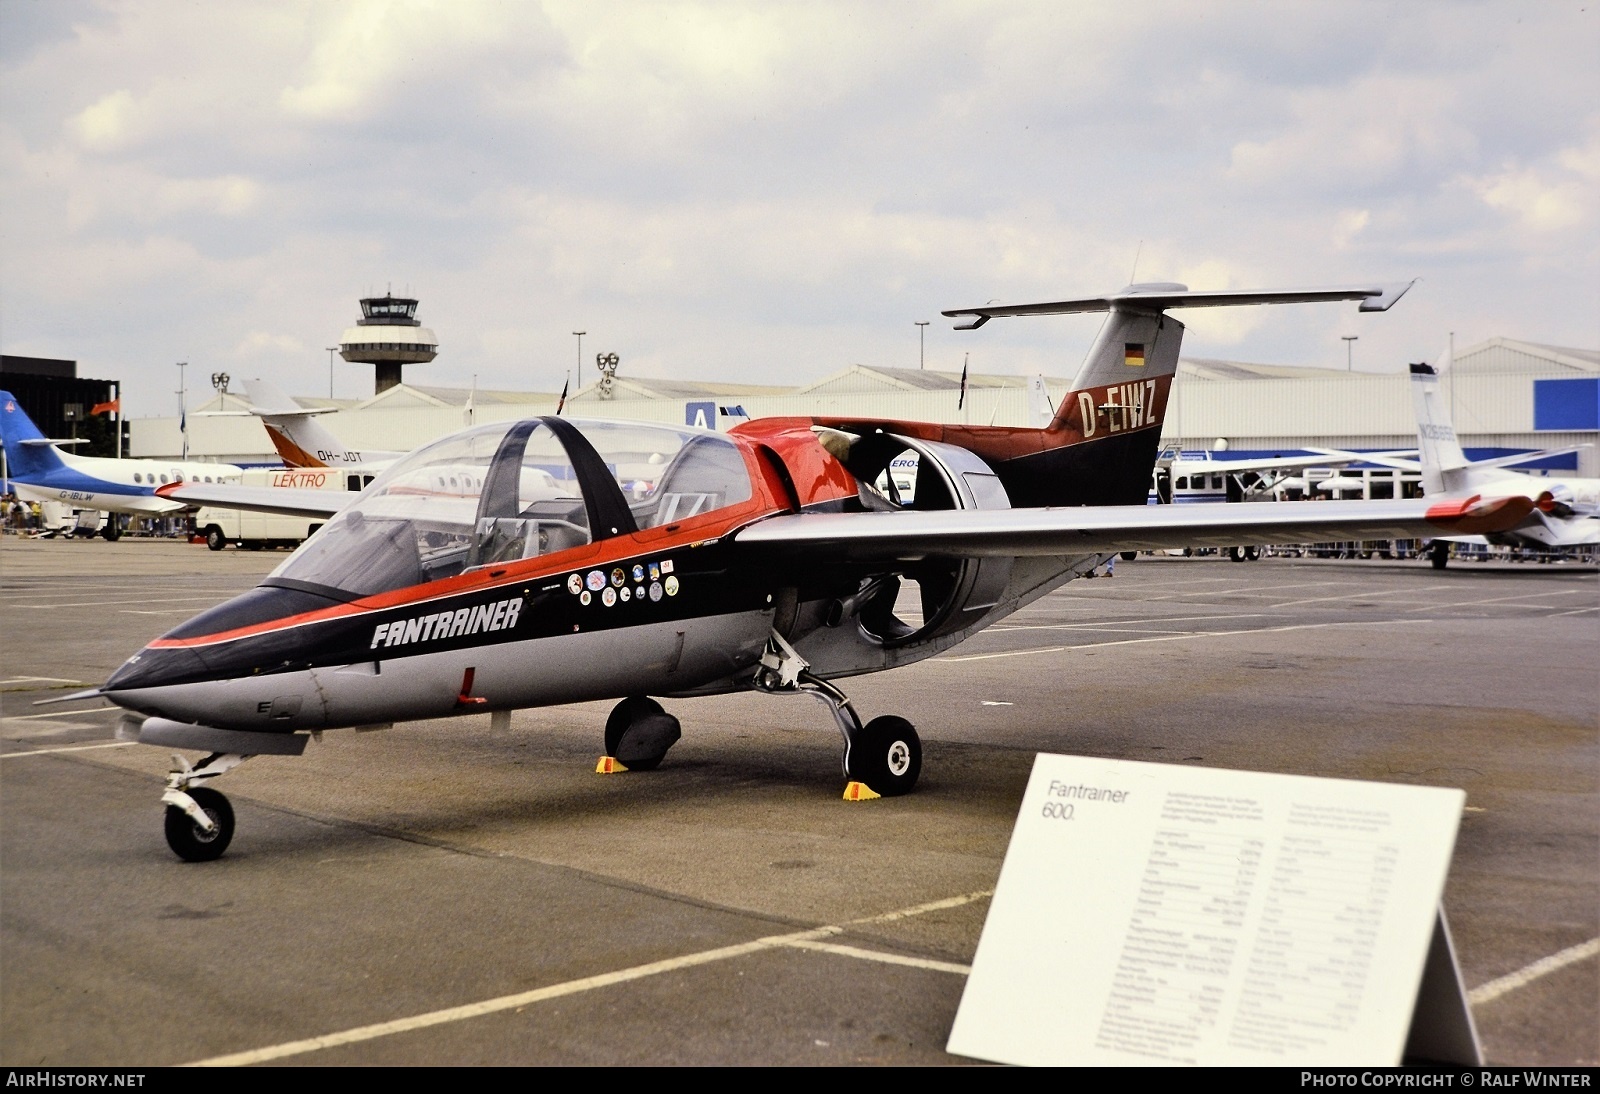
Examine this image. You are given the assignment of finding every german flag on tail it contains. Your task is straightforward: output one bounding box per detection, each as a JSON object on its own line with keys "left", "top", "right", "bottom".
{"left": 1124, "top": 343, "right": 1145, "bottom": 368}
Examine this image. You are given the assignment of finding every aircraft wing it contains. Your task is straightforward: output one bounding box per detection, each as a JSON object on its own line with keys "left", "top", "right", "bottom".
{"left": 154, "top": 482, "right": 348, "bottom": 519}
{"left": 730, "top": 494, "right": 1534, "bottom": 561}
{"left": 1177, "top": 450, "right": 1416, "bottom": 476}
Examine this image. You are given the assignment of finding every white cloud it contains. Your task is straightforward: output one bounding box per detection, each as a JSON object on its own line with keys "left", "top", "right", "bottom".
{"left": 69, "top": 88, "right": 140, "bottom": 150}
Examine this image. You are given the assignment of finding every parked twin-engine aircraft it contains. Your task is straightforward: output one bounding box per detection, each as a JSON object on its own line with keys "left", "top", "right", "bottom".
{"left": 0, "top": 393, "right": 242, "bottom": 538}
{"left": 67, "top": 282, "right": 1540, "bottom": 861}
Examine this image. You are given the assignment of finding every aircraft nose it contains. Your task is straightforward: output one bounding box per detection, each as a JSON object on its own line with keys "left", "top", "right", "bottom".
{"left": 104, "top": 644, "right": 213, "bottom": 695}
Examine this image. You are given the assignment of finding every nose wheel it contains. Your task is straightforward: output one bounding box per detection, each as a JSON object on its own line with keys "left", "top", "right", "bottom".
{"left": 603, "top": 696, "right": 682, "bottom": 770}
{"left": 164, "top": 786, "right": 234, "bottom": 862}
{"left": 160, "top": 752, "right": 248, "bottom": 861}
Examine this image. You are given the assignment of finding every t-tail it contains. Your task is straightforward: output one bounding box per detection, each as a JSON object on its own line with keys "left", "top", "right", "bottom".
{"left": 939, "top": 281, "right": 1415, "bottom": 506}
{"left": 243, "top": 379, "right": 373, "bottom": 469}
{"left": 1408, "top": 361, "right": 1472, "bottom": 495}
{"left": 0, "top": 391, "right": 71, "bottom": 481}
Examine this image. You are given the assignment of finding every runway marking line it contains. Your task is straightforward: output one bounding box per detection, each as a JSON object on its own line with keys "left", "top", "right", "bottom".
{"left": 1266, "top": 583, "right": 1451, "bottom": 609}
{"left": 0, "top": 741, "right": 134, "bottom": 758}
{"left": 935, "top": 618, "right": 1433, "bottom": 663}
{"left": 183, "top": 889, "right": 995, "bottom": 1067}
{"left": 989, "top": 612, "right": 1268, "bottom": 633}
{"left": 1467, "top": 937, "right": 1600, "bottom": 1006}
{"left": 5, "top": 707, "right": 118, "bottom": 721}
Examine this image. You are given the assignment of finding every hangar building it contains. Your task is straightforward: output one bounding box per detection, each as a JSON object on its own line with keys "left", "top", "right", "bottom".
{"left": 128, "top": 337, "right": 1598, "bottom": 494}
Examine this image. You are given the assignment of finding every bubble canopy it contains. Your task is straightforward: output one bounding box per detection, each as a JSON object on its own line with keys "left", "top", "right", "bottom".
{"left": 268, "top": 418, "right": 753, "bottom": 600}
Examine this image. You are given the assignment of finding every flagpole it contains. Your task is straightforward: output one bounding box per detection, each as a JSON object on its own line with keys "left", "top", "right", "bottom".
{"left": 114, "top": 384, "right": 121, "bottom": 459}
{"left": 176, "top": 362, "right": 188, "bottom": 460}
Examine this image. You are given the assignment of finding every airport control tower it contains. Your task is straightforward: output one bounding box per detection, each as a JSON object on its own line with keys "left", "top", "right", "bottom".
{"left": 339, "top": 294, "right": 439, "bottom": 394}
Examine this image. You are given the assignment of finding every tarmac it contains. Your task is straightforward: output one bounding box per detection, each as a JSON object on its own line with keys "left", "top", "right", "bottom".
{"left": 1, "top": 536, "right": 1595, "bottom": 1066}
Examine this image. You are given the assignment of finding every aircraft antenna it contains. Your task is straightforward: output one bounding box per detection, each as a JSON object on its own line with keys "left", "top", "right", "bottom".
{"left": 1129, "top": 240, "right": 1143, "bottom": 283}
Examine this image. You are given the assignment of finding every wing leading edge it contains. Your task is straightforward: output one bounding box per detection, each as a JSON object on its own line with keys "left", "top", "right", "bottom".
{"left": 730, "top": 495, "right": 1535, "bottom": 561}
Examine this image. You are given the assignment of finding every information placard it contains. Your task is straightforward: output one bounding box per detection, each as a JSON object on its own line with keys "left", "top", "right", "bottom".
{"left": 948, "top": 755, "right": 1466, "bottom": 1066}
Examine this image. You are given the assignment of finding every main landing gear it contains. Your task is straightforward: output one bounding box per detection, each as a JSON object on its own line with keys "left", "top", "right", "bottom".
{"left": 753, "top": 631, "right": 922, "bottom": 797}
{"left": 161, "top": 752, "right": 247, "bottom": 861}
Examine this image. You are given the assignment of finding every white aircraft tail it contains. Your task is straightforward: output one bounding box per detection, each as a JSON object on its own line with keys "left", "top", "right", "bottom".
{"left": 243, "top": 379, "right": 365, "bottom": 469}
{"left": 1409, "top": 361, "right": 1471, "bottom": 494}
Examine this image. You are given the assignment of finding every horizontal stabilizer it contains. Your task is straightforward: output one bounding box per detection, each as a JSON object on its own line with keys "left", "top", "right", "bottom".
{"left": 156, "top": 482, "right": 347, "bottom": 519}
{"left": 20, "top": 437, "right": 89, "bottom": 447}
{"left": 943, "top": 281, "right": 1415, "bottom": 329}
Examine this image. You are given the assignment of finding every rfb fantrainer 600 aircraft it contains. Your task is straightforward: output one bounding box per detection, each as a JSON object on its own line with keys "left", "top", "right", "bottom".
{"left": 1, "top": 393, "right": 243, "bottom": 538}
{"left": 79, "top": 282, "right": 1540, "bottom": 861}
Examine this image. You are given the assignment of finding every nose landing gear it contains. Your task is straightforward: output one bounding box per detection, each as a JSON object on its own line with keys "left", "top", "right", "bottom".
{"left": 161, "top": 752, "right": 247, "bottom": 861}
{"left": 603, "top": 696, "right": 682, "bottom": 771}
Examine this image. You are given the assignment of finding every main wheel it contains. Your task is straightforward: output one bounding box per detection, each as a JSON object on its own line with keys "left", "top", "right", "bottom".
{"left": 101, "top": 520, "right": 122, "bottom": 542}
{"left": 604, "top": 696, "right": 679, "bottom": 771}
{"left": 1430, "top": 541, "right": 1449, "bottom": 570}
{"left": 847, "top": 716, "right": 922, "bottom": 797}
{"left": 164, "top": 787, "right": 235, "bottom": 862}
{"left": 1119, "top": 551, "right": 1137, "bottom": 562}
{"left": 205, "top": 526, "right": 227, "bottom": 551}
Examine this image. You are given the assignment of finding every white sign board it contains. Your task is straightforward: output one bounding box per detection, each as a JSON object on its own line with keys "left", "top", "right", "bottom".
{"left": 948, "top": 755, "right": 1466, "bottom": 1066}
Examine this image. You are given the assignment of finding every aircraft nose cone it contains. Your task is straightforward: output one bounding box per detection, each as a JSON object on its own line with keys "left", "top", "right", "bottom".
{"left": 104, "top": 644, "right": 212, "bottom": 695}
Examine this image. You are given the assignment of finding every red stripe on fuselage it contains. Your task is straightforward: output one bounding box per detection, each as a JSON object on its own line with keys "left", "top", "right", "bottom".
{"left": 147, "top": 495, "right": 784, "bottom": 649}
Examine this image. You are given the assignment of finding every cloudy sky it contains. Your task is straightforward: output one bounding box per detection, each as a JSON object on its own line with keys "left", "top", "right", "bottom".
{"left": 2, "top": 0, "right": 1596, "bottom": 416}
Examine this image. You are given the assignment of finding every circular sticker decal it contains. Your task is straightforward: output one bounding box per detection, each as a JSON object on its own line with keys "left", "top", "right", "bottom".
{"left": 586, "top": 570, "right": 606, "bottom": 592}
{"left": 664, "top": 575, "right": 680, "bottom": 597}
{"left": 648, "top": 581, "right": 663, "bottom": 602}
{"left": 602, "top": 587, "right": 617, "bottom": 607}
{"left": 620, "top": 586, "right": 631, "bottom": 602}
{"left": 567, "top": 573, "right": 583, "bottom": 595}
{"left": 631, "top": 564, "right": 645, "bottom": 583}
{"left": 648, "top": 563, "right": 660, "bottom": 581}
{"left": 610, "top": 568, "right": 626, "bottom": 587}
{"left": 579, "top": 590, "right": 592, "bottom": 606}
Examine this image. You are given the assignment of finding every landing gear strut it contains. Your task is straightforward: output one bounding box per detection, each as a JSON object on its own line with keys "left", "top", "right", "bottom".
{"left": 754, "top": 631, "right": 922, "bottom": 797}
{"left": 1429, "top": 541, "right": 1450, "bottom": 570}
{"left": 161, "top": 752, "right": 247, "bottom": 861}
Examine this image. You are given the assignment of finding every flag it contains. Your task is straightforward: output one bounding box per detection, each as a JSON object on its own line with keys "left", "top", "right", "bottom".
{"left": 1124, "top": 342, "right": 1146, "bottom": 367}
{"left": 556, "top": 377, "right": 569, "bottom": 415}
{"left": 90, "top": 398, "right": 120, "bottom": 416}
{"left": 957, "top": 355, "right": 968, "bottom": 410}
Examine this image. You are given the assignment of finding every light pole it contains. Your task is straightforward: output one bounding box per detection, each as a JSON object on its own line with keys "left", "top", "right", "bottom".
{"left": 572, "top": 331, "right": 586, "bottom": 389}
{"left": 326, "top": 346, "right": 339, "bottom": 398}
{"left": 1341, "top": 335, "right": 1358, "bottom": 372}
{"left": 915, "top": 321, "right": 929, "bottom": 370}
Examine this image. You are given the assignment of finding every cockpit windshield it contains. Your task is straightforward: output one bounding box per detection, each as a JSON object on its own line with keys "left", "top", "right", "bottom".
{"left": 269, "top": 418, "right": 752, "bottom": 599}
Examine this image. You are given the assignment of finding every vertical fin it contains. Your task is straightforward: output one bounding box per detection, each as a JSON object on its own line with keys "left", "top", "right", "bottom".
{"left": 1409, "top": 361, "right": 1469, "bottom": 494}
{"left": 1054, "top": 309, "right": 1184, "bottom": 430}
